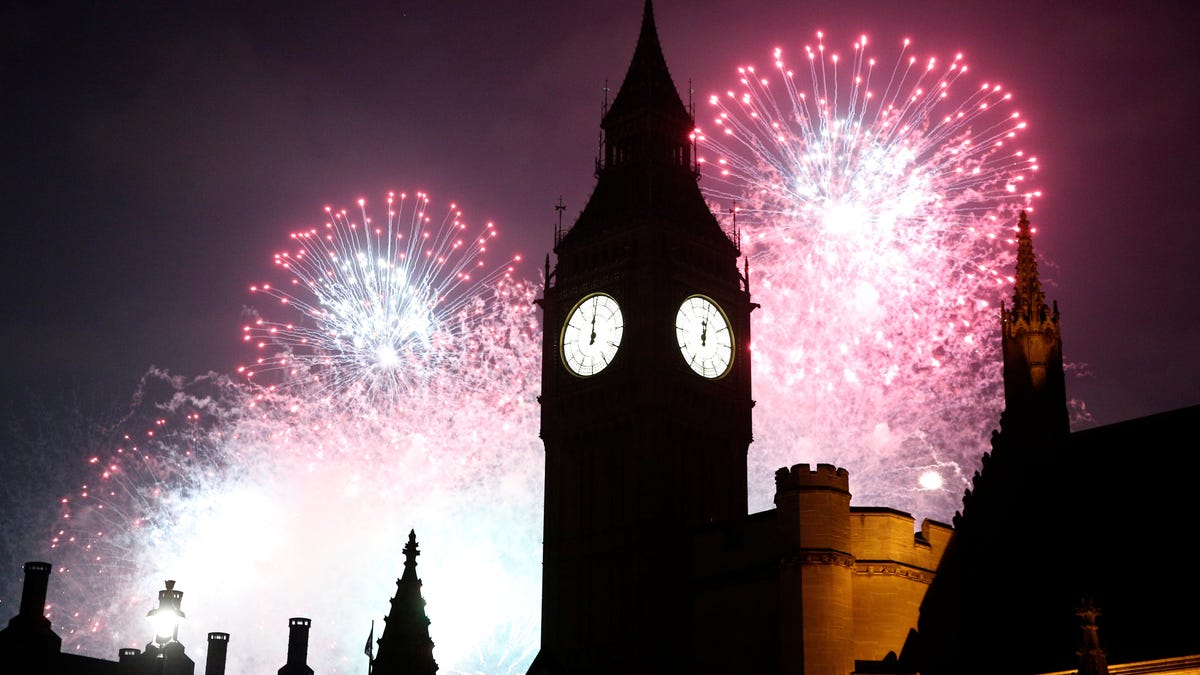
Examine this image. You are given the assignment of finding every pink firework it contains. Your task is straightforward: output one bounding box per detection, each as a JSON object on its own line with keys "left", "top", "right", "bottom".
{"left": 240, "top": 192, "right": 522, "bottom": 412}
{"left": 46, "top": 192, "right": 545, "bottom": 674}
{"left": 696, "top": 33, "right": 1041, "bottom": 519}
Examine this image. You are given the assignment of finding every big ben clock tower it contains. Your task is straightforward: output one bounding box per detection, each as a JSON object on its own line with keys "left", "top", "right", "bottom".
{"left": 529, "top": 2, "right": 754, "bottom": 672}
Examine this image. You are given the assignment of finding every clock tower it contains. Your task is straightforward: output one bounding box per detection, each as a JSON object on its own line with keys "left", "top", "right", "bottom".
{"left": 530, "top": 1, "right": 754, "bottom": 672}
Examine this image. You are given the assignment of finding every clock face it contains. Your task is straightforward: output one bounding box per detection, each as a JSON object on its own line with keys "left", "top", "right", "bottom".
{"left": 676, "top": 295, "right": 734, "bottom": 379}
{"left": 561, "top": 292, "right": 624, "bottom": 377}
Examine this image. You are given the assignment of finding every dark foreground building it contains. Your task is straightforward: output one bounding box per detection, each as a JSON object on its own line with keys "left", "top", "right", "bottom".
{"left": 0, "top": 532, "right": 439, "bottom": 675}
{"left": 0, "top": 563, "right": 323, "bottom": 675}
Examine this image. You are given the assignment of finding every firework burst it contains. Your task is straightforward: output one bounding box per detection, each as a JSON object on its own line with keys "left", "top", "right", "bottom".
{"left": 240, "top": 192, "right": 522, "bottom": 411}
{"left": 697, "top": 34, "right": 1041, "bottom": 518}
{"left": 46, "top": 192, "right": 544, "bottom": 674}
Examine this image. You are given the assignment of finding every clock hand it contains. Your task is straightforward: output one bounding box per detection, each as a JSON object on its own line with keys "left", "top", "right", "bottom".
{"left": 589, "top": 313, "right": 597, "bottom": 345}
{"left": 700, "top": 318, "right": 708, "bottom": 347}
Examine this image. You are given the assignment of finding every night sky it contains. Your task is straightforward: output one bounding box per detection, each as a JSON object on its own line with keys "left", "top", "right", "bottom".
{"left": 2, "top": 0, "right": 1198, "bottom": 553}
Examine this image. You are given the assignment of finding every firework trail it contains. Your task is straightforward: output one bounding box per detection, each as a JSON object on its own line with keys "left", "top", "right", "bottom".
{"left": 46, "top": 193, "right": 544, "bottom": 674}
{"left": 239, "top": 191, "right": 521, "bottom": 411}
{"left": 697, "top": 33, "right": 1042, "bottom": 518}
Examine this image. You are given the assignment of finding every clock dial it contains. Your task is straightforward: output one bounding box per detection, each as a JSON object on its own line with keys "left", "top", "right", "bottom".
{"left": 561, "top": 293, "right": 624, "bottom": 376}
{"left": 676, "top": 295, "right": 734, "bottom": 379}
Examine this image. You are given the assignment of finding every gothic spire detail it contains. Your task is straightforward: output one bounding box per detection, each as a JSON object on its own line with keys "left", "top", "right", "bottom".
{"left": 999, "top": 210, "right": 1069, "bottom": 437}
{"left": 1007, "top": 210, "right": 1052, "bottom": 326}
{"left": 372, "top": 530, "right": 438, "bottom": 675}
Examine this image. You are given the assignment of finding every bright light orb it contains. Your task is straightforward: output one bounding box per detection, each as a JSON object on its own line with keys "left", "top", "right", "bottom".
{"left": 919, "top": 470, "right": 945, "bottom": 491}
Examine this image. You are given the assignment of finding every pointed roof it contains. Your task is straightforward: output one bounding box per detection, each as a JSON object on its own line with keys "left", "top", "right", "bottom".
{"left": 557, "top": 0, "right": 733, "bottom": 251}
{"left": 372, "top": 530, "right": 438, "bottom": 675}
{"left": 400, "top": 529, "right": 420, "bottom": 583}
{"left": 998, "top": 209, "right": 1067, "bottom": 435}
{"left": 602, "top": 0, "right": 690, "bottom": 129}
{"left": 1008, "top": 210, "right": 1048, "bottom": 320}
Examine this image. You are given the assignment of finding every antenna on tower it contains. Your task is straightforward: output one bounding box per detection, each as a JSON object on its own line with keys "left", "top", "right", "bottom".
{"left": 729, "top": 203, "right": 741, "bottom": 254}
{"left": 597, "top": 80, "right": 611, "bottom": 177}
{"left": 554, "top": 196, "right": 567, "bottom": 247}
{"left": 689, "top": 77, "right": 700, "bottom": 177}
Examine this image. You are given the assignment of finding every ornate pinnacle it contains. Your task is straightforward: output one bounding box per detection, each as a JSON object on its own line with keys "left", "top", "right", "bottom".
{"left": 1011, "top": 210, "right": 1046, "bottom": 319}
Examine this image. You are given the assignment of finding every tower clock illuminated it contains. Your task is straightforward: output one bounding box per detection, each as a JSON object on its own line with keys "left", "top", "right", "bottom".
{"left": 560, "top": 292, "right": 624, "bottom": 376}
{"left": 675, "top": 295, "right": 734, "bottom": 378}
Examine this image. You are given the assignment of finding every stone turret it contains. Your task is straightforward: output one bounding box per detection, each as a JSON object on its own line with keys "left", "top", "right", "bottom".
{"left": 775, "top": 464, "right": 854, "bottom": 675}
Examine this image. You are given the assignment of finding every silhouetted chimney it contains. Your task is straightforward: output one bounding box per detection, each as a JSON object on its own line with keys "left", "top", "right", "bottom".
{"left": 18, "top": 561, "right": 52, "bottom": 620}
{"left": 205, "top": 632, "right": 230, "bottom": 675}
{"left": 278, "top": 617, "right": 314, "bottom": 675}
{"left": 0, "top": 560, "right": 62, "bottom": 663}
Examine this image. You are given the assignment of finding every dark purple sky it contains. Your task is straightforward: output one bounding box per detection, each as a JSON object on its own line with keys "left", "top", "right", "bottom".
{"left": 2, "top": 0, "right": 1198, "bottom": 428}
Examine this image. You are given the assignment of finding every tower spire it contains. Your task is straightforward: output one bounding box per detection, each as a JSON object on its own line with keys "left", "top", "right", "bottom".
{"left": 372, "top": 530, "right": 438, "bottom": 675}
{"left": 558, "top": 0, "right": 730, "bottom": 250}
{"left": 598, "top": 0, "right": 692, "bottom": 176}
{"left": 1010, "top": 210, "right": 1048, "bottom": 319}
{"left": 1000, "top": 210, "right": 1069, "bottom": 436}
{"left": 601, "top": 0, "right": 685, "bottom": 130}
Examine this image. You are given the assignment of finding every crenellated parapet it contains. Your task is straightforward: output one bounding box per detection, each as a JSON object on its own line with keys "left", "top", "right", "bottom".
{"left": 846, "top": 510, "right": 952, "bottom": 666}
{"left": 774, "top": 463, "right": 854, "bottom": 564}
{"left": 774, "top": 462, "right": 851, "bottom": 495}
{"left": 850, "top": 509, "right": 951, "bottom": 575}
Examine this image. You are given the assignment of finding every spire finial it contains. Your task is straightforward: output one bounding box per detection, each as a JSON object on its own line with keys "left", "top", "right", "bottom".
{"left": 374, "top": 528, "right": 438, "bottom": 675}
{"left": 403, "top": 530, "right": 420, "bottom": 572}
{"left": 1011, "top": 210, "right": 1045, "bottom": 313}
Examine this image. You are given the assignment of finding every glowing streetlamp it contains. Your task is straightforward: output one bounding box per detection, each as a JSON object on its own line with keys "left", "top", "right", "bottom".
{"left": 138, "top": 579, "right": 196, "bottom": 675}
{"left": 147, "top": 579, "right": 186, "bottom": 646}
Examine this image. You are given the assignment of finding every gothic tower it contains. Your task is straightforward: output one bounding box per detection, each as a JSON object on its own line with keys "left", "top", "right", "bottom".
{"left": 914, "top": 210, "right": 1072, "bottom": 675}
{"left": 530, "top": 1, "right": 754, "bottom": 672}
{"left": 1000, "top": 210, "right": 1069, "bottom": 437}
{"left": 373, "top": 530, "right": 438, "bottom": 675}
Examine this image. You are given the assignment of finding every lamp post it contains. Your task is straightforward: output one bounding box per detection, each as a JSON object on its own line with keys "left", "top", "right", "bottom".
{"left": 147, "top": 579, "right": 185, "bottom": 646}
{"left": 144, "top": 579, "right": 191, "bottom": 675}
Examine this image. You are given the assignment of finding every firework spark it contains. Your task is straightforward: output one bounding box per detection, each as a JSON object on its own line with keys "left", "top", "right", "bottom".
{"left": 240, "top": 192, "right": 522, "bottom": 410}
{"left": 46, "top": 193, "right": 544, "bottom": 674}
{"left": 697, "top": 34, "right": 1042, "bottom": 517}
